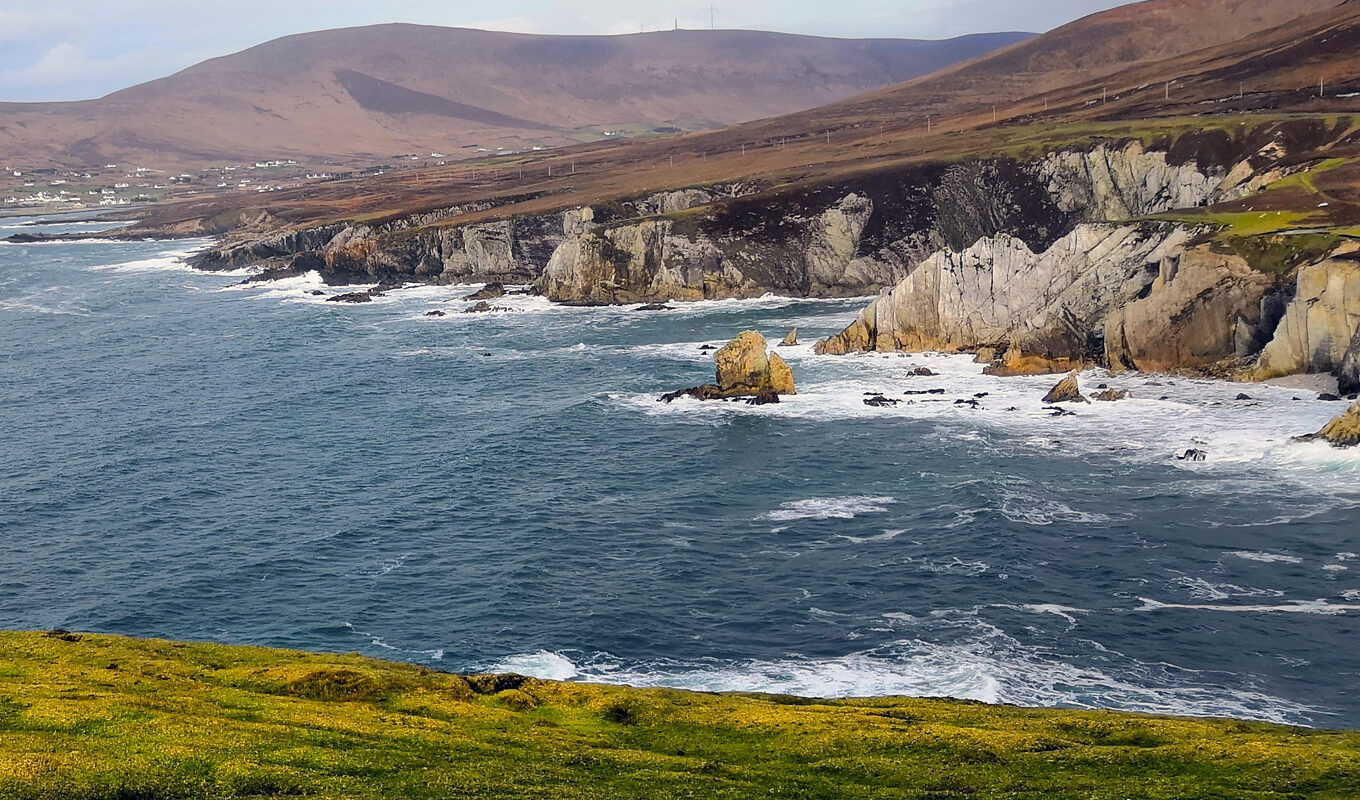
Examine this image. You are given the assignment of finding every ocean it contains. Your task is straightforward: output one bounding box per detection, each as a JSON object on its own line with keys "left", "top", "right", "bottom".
{"left": 2, "top": 214, "right": 1358, "bottom": 728}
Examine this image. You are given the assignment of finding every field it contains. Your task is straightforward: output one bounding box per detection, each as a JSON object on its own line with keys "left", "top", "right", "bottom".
{"left": 1, "top": 631, "right": 1358, "bottom": 799}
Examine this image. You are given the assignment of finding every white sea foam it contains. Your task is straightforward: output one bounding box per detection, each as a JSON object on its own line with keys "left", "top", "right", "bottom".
{"left": 1174, "top": 577, "right": 1285, "bottom": 601}
{"left": 762, "top": 496, "right": 897, "bottom": 521}
{"left": 1228, "top": 551, "right": 1304, "bottom": 565}
{"left": 838, "top": 529, "right": 908, "bottom": 544}
{"left": 492, "top": 650, "right": 580, "bottom": 680}
{"left": 490, "top": 622, "right": 1323, "bottom": 725}
{"left": 1139, "top": 598, "right": 1360, "bottom": 615}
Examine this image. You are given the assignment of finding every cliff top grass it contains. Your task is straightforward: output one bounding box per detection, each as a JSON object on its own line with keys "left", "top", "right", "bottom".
{"left": 2, "top": 631, "right": 1359, "bottom": 800}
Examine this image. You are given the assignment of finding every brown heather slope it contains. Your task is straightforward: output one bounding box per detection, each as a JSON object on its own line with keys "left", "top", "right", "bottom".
{"left": 0, "top": 25, "right": 1030, "bottom": 169}
{"left": 123, "top": 0, "right": 1360, "bottom": 240}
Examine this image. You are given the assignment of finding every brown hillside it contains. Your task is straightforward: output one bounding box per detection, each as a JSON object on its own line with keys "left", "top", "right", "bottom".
{"left": 0, "top": 25, "right": 1030, "bottom": 169}
{"left": 121, "top": 0, "right": 1360, "bottom": 240}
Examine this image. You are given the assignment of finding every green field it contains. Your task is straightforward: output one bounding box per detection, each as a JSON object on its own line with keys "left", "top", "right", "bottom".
{"left": 1, "top": 632, "right": 1358, "bottom": 799}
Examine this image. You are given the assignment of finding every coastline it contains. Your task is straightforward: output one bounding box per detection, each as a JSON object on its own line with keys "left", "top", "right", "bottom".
{"left": 3, "top": 630, "right": 1357, "bottom": 799}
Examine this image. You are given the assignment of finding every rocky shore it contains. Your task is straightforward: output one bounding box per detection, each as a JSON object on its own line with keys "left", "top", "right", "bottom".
{"left": 183, "top": 121, "right": 1358, "bottom": 393}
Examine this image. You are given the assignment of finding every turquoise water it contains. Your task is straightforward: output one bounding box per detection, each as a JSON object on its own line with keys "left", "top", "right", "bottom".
{"left": 2, "top": 215, "right": 1358, "bottom": 727}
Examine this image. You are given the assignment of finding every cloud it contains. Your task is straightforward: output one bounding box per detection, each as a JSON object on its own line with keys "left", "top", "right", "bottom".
{"left": 0, "top": 42, "right": 164, "bottom": 90}
{"left": 0, "top": 8, "right": 83, "bottom": 44}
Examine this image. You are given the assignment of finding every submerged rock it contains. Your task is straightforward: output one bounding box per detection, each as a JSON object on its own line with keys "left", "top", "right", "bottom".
{"left": 1298, "top": 400, "right": 1360, "bottom": 447}
{"left": 864, "top": 395, "right": 900, "bottom": 407}
{"left": 1042, "top": 371, "right": 1088, "bottom": 404}
{"left": 464, "top": 282, "right": 506, "bottom": 301}
{"left": 327, "top": 291, "right": 375, "bottom": 303}
{"left": 635, "top": 303, "right": 673, "bottom": 311}
{"left": 1177, "top": 449, "right": 1208, "bottom": 462}
{"left": 1093, "top": 389, "right": 1131, "bottom": 402}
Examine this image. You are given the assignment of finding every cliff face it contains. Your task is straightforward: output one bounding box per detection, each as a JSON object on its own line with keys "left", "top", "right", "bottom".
{"left": 1252, "top": 253, "right": 1360, "bottom": 383}
{"left": 814, "top": 134, "right": 1360, "bottom": 389}
{"left": 814, "top": 224, "right": 1192, "bottom": 358}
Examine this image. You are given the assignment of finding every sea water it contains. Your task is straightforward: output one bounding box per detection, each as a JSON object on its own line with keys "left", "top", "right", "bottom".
{"left": 2, "top": 215, "right": 1357, "bottom": 727}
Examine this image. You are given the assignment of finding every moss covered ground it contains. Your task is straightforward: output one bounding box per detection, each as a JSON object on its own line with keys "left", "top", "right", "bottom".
{"left": 1, "top": 631, "right": 1358, "bottom": 799}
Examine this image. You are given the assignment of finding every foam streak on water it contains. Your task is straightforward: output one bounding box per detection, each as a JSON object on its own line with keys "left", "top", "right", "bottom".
{"left": 2, "top": 219, "right": 1358, "bottom": 729}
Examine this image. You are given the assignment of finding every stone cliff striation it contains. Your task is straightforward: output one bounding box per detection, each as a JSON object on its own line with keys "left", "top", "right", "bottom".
{"left": 815, "top": 133, "right": 1360, "bottom": 390}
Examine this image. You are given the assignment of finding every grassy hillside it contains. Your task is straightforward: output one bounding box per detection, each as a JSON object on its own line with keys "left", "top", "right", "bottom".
{"left": 1, "top": 631, "right": 1358, "bottom": 799}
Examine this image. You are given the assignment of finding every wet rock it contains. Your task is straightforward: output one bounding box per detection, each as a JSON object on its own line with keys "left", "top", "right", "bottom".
{"left": 308, "top": 290, "right": 325, "bottom": 296}
{"left": 464, "top": 282, "right": 505, "bottom": 301}
{"left": 1297, "top": 400, "right": 1360, "bottom": 447}
{"left": 746, "top": 390, "right": 781, "bottom": 406}
{"left": 954, "top": 398, "right": 981, "bottom": 408}
{"left": 910, "top": 367, "right": 937, "bottom": 377}
{"left": 983, "top": 344, "right": 1084, "bottom": 377}
{"left": 1235, "top": 393, "right": 1252, "bottom": 401}
{"left": 465, "top": 301, "right": 493, "bottom": 313}
{"left": 425, "top": 310, "right": 446, "bottom": 317}
{"left": 1319, "top": 393, "right": 1343, "bottom": 402}
{"left": 1046, "top": 406, "right": 1077, "bottom": 417}
{"left": 326, "top": 291, "right": 374, "bottom": 303}
{"left": 635, "top": 303, "right": 673, "bottom": 311}
{"left": 1042, "top": 371, "right": 1088, "bottom": 404}
{"left": 1094, "top": 389, "right": 1131, "bottom": 402}
{"left": 1177, "top": 449, "right": 1208, "bottom": 462}
{"left": 904, "top": 389, "right": 947, "bottom": 395}
{"left": 780, "top": 329, "right": 798, "bottom": 347}
{"left": 664, "top": 331, "right": 797, "bottom": 402}
{"left": 698, "top": 345, "right": 717, "bottom": 351}
{"left": 864, "top": 395, "right": 901, "bottom": 407}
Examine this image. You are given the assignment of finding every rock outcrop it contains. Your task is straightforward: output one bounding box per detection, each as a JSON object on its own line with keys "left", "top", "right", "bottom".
{"left": 1299, "top": 400, "right": 1360, "bottom": 447}
{"left": 1252, "top": 256, "right": 1360, "bottom": 382}
{"left": 1043, "top": 371, "right": 1088, "bottom": 404}
{"left": 780, "top": 329, "right": 798, "bottom": 347}
{"left": 816, "top": 224, "right": 1190, "bottom": 359}
{"left": 1036, "top": 142, "right": 1221, "bottom": 222}
{"left": 1105, "top": 247, "right": 1280, "bottom": 374}
{"left": 663, "top": 331, "right": 796, "bottom": 402}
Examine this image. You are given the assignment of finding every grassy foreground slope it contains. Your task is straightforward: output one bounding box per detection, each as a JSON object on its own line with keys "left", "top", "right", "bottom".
{"left": 1, "top": 632, "right": 1358, "bottom": 799}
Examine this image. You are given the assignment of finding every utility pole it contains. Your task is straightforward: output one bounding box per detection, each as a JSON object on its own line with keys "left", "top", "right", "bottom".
{"left": 571, "top": 161, "right": 576, "bottom": 174}
{"left": 927, "top": 115, "right": 932, "bottom": 133}
{"left": 992, "top": 105, "right": 996, "bottom": 122}
{"left": 1320, "top": 76, "right": 1325, "bottom": 97}
{"left": 826, "top": 130, "right": 831, "bottom": 145}
{"left": 1102, "top": 87, "right": 1107, "bottom": 103}
{"left": 741, "top": 143, "right": 746, "bottom": 157}
{"left": 669, "top": 154, "right": 674, "bottom": 168}
{"left": 1165, "top": 81, "right": 1170, "bottom": 100}
{"left": 711, "top": 6, "right": 716, "bottom": 29}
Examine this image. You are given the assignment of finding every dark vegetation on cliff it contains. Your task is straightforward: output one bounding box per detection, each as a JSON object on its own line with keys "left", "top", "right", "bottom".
{"left": 3, "top": 632, "right": 1359, "bottom": 800}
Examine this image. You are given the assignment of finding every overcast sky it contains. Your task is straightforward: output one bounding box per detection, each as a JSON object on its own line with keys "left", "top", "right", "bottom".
{"left": 0, "top": 0, "right": 1131, "bottom": 102}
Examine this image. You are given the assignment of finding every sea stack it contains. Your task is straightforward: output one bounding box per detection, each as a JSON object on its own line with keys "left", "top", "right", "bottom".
{"left": 1043, "top": 371, "right": 1088, "bottom": 404}
{"left": 662, "top": 331, "right": 796, "bottom": 402}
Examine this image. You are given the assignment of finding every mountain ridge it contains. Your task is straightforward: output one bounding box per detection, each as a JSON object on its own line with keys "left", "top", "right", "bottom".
{"left": 0, "top": 25, "right": 1032, "bottom": 168}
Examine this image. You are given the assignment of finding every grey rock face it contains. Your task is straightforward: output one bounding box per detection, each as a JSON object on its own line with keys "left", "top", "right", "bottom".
{"left": 816, "top": 224, "right": 1190, "bottom": 356}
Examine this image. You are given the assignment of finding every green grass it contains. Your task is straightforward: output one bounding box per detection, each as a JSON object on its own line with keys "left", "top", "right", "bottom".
{"left": 1, "top": 632, "right": 1358, "bottom": 799}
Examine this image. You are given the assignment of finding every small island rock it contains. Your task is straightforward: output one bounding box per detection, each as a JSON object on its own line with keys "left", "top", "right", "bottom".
{"left": 1043, "top": 371, "right": 1088, "bottom": 404}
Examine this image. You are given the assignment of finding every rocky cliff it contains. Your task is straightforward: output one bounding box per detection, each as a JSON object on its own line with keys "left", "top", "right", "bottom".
{"left": 815, "top": 132, "right": 1360, "bottom": 390}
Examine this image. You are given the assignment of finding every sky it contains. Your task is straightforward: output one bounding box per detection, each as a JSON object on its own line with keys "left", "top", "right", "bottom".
{"left": 0, "top": 0, "right": 1131, "bottom": 103}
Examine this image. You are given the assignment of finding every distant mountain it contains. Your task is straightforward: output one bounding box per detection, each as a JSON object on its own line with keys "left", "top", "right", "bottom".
{"left": 0, "top": 25, "right": 1032, "bottom": 168}
{"left": 730, "top": 0, "right": 1348, "bottom": 137}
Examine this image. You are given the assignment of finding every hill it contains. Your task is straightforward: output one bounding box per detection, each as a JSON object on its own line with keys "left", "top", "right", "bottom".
{"left": 117, "top": 0, "right": 1360, "bottom": 239}
{"left": 0, "top": 25, "right": 1030, "bottom": 169}
{"left": 1, "top": 631, "right": 1357, "bottom": 799}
